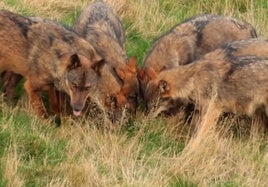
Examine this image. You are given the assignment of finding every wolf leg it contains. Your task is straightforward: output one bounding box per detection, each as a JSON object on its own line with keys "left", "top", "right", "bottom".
{"left": 252, "top": 107, "right": 268, "bottom": 134}
{"left": 24, "top": 80, "right": 47, "bottom": 117}
{"left": 47, "top": 86, "right": 61, "bottom": 115}
{"left": 188, "top": 99, "right": 221, "bottom": 148}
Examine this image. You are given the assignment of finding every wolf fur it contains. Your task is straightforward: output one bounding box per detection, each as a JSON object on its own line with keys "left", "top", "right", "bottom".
{"left": 144, "top": 38, "right": 268, "bottom": 138}
{"left": 0, "top": 16, "right": 48, "bottom": 104}
{"left": 0, "top": 10, "right": 103, "bottom": 117}
{"left": 139, "top": 14, "right": 257, "bottom": 98}
{"left": 73, "top": 1, "right": 125, "bottom": 48}
{"left": 73, "top": 1, "right": 139, "bottom": 118}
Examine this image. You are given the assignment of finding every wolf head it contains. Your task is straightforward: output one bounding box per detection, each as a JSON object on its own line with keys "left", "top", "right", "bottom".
{"left": 143, "top": 67, "right": 180, "bottom": 117}
{"left": 60, "top": 52, "right": 104, "bottom": 116}
{"left": 93, "top": 56, "right": 139, "bottom": 120}
{"left": 111, "top": 56, "right": 140, "bottom": 113}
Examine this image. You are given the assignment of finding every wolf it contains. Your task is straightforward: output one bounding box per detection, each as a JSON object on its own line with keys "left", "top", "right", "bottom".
{"left": 0, "top": 16, "right": 47, "bottom": 104}
{"left": 73, "top": 1, "right": 125, "bottom": 49}
{"left": 138, "top": 14, "right": 257, "bottom": 99}
{"left": 73, "top": 1, "right": 139, "bottom": 118}
{"left": 0, "top": 10, "right": 104, "bottom": 117}
{"left": 144, "top": 38, "right": 268, "bottom": 138}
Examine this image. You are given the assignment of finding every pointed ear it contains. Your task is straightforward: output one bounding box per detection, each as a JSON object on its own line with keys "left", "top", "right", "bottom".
{"left": 158, "top": 80, "right": 170, "bottom": 94}
{"left": 127, "top": 56, "right": 137, "bottom": 73}
{"left": 146, "top": 67, "right": 158, "bottom": 80}
{"left": 67, "top": 54, "right": 81, "bottom": 70}
{"left": 91, "top": 59, "right": 106, "bottom": 75}
{"left": 114, "top": 67, "right": 126, "bottom": 81}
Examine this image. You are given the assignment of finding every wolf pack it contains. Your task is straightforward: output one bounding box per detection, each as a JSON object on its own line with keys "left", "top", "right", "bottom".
{"left": 1, "top": 1, "right": 268, "bottom": 140}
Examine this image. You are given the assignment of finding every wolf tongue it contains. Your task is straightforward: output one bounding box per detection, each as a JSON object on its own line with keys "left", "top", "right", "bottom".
{"left": 73, "top": 110, "right": 81, "bottom": 116}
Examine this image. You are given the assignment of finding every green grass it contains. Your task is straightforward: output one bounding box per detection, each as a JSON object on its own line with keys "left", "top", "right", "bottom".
{"left": 0, "top": 109, "right": 68, "bottom": 186}
{"left": 125, "top": 30, "right": 151, "bottom": 66}
{"left": 169, "top": 177, "right": 198, "bottom": 187}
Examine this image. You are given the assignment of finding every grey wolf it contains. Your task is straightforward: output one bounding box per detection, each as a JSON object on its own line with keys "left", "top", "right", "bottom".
{"left": 138, "top": 14, "right": 257, "bottom": 99}
{"left": 0, "top": 10, "right": 103, "bottom": 117}
{"left": 73, "top": 1, "right": 139, "bottom": 119}
{"left": 0, "top": 16, "right": 47, "bottom": 104}
{"left": 144, "top": 38, "right": 268, "bottom": 138}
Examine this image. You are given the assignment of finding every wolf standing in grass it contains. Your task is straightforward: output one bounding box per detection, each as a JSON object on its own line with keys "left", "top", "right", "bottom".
{"left": 0, "top": 17, "right": 51, "bottom": 105}
{"left": 144, "top": 38, "right": 268, "bottom": 142}
{"left": 73, "top": 1, "right": 139, "bottom": 121}
{"left": 0, "top": 10, "right": 104, "bottom": 117}
{"left": 138, "top": 14, "right": 257, "bottom": 97}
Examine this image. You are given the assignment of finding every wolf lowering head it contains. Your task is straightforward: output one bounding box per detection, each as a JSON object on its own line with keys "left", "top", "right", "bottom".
{"left": 73, "top": 1, "right": 139, "bottom": 120}
{"left": 60, "top": 53, "right": 105, "bottom": 116}
{"left": 0, "top": 9, "right": 105, "bottom": 117}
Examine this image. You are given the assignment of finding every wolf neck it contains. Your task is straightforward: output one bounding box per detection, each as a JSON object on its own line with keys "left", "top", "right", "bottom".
{"left": 160, "top": 65, "right": 195, "bottom": 102}
{"left": 186, "top": 60, "right": 224, "bottom": 105}
{"left": 178, "top": 67, "right": 196, "bottom": 102}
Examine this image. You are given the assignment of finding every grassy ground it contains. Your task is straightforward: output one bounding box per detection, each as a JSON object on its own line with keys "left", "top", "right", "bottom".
{"left": 0, "top": 0, "right": 268, "bottom": 186}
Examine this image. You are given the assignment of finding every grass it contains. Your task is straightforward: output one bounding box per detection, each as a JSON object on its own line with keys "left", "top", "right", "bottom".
{"left": 0, "top": 0, "right": 268, "bottom": 186}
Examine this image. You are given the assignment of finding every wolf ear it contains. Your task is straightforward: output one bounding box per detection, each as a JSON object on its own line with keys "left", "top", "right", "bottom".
{"left": 146, "top": 67, "right": 158, "bottom": 80}
{"left": 127, "top": 56, "right": 137, "bottom": 73}
{"left": 114, "top": 67, "right": 126, "bottom": 81}
{"left": 158, "top": 80, "right": 170, "bottom": 94}
{"left": 115, "top": 57, "right": 137, "bottom": 81}
{"left": 67, "top": 54, "right": 81, "bottom": 70}
{"left": 91, "top": 59, "right": 106, "bottom": 75}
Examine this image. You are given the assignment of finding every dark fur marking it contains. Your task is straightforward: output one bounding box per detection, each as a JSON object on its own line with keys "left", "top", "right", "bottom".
{"left": 192, "top": 19, "right": 210, "bottom": 32}
{"left": 184, "top": 52, "right": 195, "bottom": 65}
{"left": 250, "top": 28, "right": 258, "bottom": 38}
{"left": 52, "top": 60, "right": 58, "bottom": 73}
{"left": 143, "top": 15, "right": 217, "bottom": 65}
{"left": 48, "top": 33, "right": 55, "bottom": 46}
{"left": 112, "top": 67, "right": 124, "bottom": 85}
{"left": 230, "top": 19, "right": 247, "bottom": 30}
{"left": 75, "top": 72, "right": 87, "bottom": 91}
{"left": 6, "top": 13, "right": 35, "bottom": 38}
{"left": 225, "top": 56, "right": 265, "bottom": 78}
{"left": 222, "top": 44, "right": 239, "bottom": 59}
{"left": 54, "top": 49, "right": 62, "bottom": 58}
{"left": 30, "top": 52, "right": 41, "bottom": 75}
{"left": 192, "top": 19, "right": 210, "bottom": 48}
{"left": 61, "top": 33, "right": 76, "bottom": 44}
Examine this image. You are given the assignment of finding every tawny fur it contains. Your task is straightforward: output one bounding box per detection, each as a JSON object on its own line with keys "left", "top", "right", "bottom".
{"left": 73, "top": 1, "right": 139, "bottom": 119}
{"left": 145, "top": 38, "right": 268, "bottom": 137}
{"left": 139, "top": 14, "right": 257, "bottom": 96}
{"left": 0, "top": 10, "right": 103, "bottom": 117}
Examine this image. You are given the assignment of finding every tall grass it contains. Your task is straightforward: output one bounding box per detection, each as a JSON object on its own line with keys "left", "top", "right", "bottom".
{"left": 0, "top": 0, "right": 268, "bottom": 186}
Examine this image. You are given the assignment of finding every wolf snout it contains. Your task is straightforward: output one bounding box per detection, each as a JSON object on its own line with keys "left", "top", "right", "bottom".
{"left": 72, "top": 103, "right": 84, "bottom": 116}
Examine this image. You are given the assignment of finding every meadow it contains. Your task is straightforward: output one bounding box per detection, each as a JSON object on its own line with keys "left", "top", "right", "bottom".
{"left": 0, "top": 0, "right": 268, "bottom": 186}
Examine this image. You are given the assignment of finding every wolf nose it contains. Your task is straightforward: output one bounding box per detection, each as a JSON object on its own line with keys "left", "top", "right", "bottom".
{"left": 72, "top": 104, "right": 83, "bottom": 116}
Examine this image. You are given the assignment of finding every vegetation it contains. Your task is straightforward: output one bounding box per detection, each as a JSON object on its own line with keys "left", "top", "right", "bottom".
{"left": 0, "top": 0, "right": 268, "bottom": 186}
